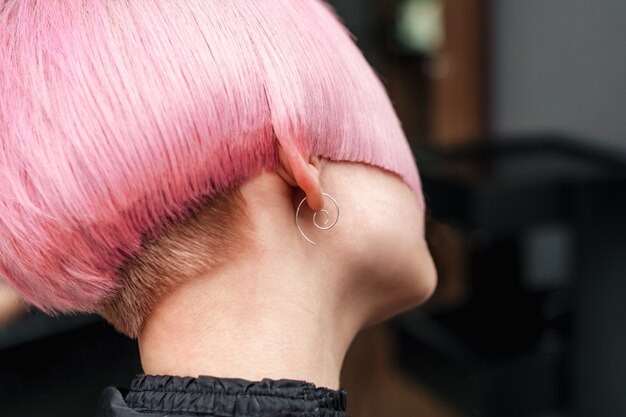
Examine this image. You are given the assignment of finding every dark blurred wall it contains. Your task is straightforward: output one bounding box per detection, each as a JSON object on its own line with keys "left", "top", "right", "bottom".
{"left": 490, "top": 0, "right": 626, "bottom": 144}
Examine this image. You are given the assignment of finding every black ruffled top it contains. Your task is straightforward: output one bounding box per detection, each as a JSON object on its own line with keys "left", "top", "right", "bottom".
{"left": 94, "top": 374, "right": 348, "bottom": 417}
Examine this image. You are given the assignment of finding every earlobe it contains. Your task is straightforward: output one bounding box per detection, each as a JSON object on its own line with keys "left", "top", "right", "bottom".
{"left": 276, "top": 144, "right": 324, "bottom": 212}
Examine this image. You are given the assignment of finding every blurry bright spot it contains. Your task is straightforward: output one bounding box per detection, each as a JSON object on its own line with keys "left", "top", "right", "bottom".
{"left": 396, "top": 0, "right": 443, "bottom": 55}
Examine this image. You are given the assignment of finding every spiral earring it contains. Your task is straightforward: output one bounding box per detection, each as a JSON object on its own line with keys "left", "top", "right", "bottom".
{"left": 295, "top": 192, "right": 340, "bottom": 245}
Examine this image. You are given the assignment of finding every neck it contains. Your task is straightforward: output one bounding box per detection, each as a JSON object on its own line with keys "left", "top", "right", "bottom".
{"left": 138, "top": 238, "right": 361, "bottom": 390}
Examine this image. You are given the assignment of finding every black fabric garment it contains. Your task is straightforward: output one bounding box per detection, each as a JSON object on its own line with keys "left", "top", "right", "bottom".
{"left": 93, "top": 374, "right": 348, "bottom": 417}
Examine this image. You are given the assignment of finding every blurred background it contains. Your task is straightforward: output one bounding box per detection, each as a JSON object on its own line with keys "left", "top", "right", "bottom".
{"left": 1, "top": 0, "right": 625, "bottom": 416}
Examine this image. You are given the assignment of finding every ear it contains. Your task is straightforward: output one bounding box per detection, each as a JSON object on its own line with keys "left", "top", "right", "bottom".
{"left": 276, "top": 143, "right": 324, "bottom": 212}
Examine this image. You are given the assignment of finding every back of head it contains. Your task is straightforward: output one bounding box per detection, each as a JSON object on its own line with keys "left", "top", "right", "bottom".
{"left": 0, "top": 0, "right": 422, "bottom": 337}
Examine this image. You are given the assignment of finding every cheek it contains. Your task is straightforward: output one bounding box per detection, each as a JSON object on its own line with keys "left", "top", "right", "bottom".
{"left": 325, "top": 162, "right": 437, "bottom": 322}
{"left": 351, "top": 189, "right": 437, "bottom": 319}
{"left": 377, "top": 201, "right": 436, "bottom": 302}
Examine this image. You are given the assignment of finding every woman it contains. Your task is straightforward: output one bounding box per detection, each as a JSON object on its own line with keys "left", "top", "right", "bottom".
{"left": 0, "top": 1, "right": 437, "bottom": 416}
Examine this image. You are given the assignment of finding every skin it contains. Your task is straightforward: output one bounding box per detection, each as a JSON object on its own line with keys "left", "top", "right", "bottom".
{"left": 139, "top": 148, "right": 438, "bottom": 389}
{"left": 0, "top": 282, "right": 27, "bottom": 327}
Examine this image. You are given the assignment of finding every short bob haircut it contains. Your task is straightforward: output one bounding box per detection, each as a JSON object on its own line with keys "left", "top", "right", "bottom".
{"left": 0, "top": 0, "right": 423, "bottom": 337}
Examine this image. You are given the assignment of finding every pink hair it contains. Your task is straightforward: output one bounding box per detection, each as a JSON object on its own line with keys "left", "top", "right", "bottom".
{"left": 0, "top": 0, "right": 423, "bottom": 312}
